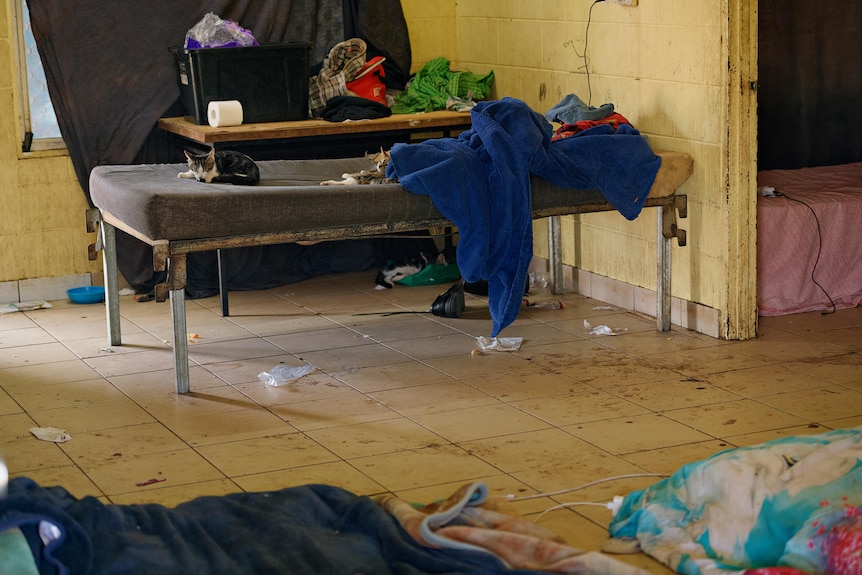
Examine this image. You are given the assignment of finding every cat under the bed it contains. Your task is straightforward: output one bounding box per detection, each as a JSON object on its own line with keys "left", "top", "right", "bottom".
{"left": 375, "top": 252, "right": 443, "bottom": 289}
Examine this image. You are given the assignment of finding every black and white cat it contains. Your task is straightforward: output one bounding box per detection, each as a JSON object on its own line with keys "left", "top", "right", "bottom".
{"left": 375, "top": 252, "right": 450, "bottom": 289}
{"left": 375, "top": 255, "right": 428, "bottom": 289}
{"left": 179, "top": 149, "right": 260, "bottom": 185}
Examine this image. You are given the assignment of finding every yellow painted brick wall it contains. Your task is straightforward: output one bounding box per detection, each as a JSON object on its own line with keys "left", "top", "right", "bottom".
{"left": 401, "top": 0, "right": 458, "bottom": 72}
{"left": 0, "top": 1, "right": 97, "bottom": 284}
{"left": 441, "top": 0, "right": 725, "bottom": 312}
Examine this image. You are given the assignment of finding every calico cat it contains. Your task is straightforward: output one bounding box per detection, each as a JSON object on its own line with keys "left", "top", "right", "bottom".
{"left": 321, "top": 148, "right": 397, "bottom": 185}
{"left": 178, "top": 149, "right": 260, "bottom": 185}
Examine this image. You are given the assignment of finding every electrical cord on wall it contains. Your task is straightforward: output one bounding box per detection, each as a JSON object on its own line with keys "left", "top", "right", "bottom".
{"left": 773, "top": 191, "right": 837, "bottom": 314}
{"left": 567, "top": 0, "right": 604, "bottom": 107}
{"left": 584, "top": 0, "right": 603, "bottom": 106}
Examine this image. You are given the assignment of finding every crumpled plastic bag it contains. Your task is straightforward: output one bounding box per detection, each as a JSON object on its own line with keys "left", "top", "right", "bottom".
{"left": 257, "top": 363, "right": 316, "bottom": 386}
{"left": 29, "top": 427, "right": 72, "bottom": 443}
{"left": 446, "top": 96, "right": 476, "bottom": 112}
{"left": 476, "top": 336, "right": 523, "bottom": 351}
{"left": 184, "top": 12, "right": 258, "bottom": 49}
{"left": 583, "top": 319, "right": 628, "bottom": 336}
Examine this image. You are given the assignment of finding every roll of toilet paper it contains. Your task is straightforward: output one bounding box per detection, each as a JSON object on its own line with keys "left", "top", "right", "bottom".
{"left": 207, "top": 100, "right": 243, "bottom": 127}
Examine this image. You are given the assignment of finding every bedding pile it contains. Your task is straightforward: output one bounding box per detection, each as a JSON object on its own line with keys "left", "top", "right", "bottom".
{"left": 387, "top": 97, "right": 661, "bottom": 336}
{"left": 0, "top": 477, "right": 643, "bottom": 575}
{"left": 607, "top": 426, "right": 862, "bottom": 575}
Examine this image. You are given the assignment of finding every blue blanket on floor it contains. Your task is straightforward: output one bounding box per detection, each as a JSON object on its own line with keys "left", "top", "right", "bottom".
{"left": 1, "top": 477, "right": 564, "bottom": 575}
{"left": 386, "top": 98, "right": 660, "bottom": 336}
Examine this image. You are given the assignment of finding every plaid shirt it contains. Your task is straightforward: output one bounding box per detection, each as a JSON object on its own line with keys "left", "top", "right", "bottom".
{"left": 308, "top": 38, "right": 367, "bottom": 117}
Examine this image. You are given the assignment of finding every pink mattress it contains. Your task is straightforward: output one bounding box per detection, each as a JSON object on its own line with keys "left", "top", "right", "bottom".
{"left": 757, "top": 162, "right": 862, "bottom": 316}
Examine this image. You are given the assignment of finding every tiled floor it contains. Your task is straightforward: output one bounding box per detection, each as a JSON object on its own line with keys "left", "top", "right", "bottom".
{"left": 2, "top": 272, "right": 861, "bottom": 573}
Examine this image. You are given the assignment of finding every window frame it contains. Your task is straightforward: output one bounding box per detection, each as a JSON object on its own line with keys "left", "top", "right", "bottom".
{"left": 10, "top": 0, "right": 66, "bottom": 154}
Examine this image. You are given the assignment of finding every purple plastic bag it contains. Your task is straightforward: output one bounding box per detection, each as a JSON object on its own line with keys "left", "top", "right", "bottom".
{"left": 184, "top": 12, "right": 258, "bottom": 50}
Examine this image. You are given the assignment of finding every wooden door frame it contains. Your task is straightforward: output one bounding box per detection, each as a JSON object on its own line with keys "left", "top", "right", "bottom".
{"left": 721, "top": 0, "right": 758, "bottom": 340}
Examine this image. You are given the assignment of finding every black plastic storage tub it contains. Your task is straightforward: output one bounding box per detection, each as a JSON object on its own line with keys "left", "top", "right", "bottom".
{"left": 170, "top": 43, "right": 312, "bottom": 125}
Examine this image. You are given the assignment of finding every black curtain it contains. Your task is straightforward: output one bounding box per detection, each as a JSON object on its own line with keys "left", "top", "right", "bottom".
{"left": 27, "top": 0, "right": 426, "bottom": 295}
{"left": 343, "top": 0, "right": 411, "bottom": 90}
{"left": 758, "top": 0, "right": 862, "bottom": 170}
{"left": 27, "top": 1, "right": 350, "bottom": 200}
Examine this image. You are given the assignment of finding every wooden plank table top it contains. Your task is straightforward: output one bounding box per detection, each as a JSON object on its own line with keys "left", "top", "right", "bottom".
{"left": 157, "top": 110, "right": 473, "bottom": 145}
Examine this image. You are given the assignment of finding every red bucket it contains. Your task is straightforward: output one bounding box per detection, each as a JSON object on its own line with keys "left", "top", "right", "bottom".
{"left": 347, "top": 56, "right": 387, "bottom": 105}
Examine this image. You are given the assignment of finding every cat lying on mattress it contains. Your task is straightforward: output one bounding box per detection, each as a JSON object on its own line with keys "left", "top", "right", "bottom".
{"left": 320, "top": 148, "right": 398, "bottom": 185}
{"left": 178, "top": 149, "right": 260, "bottom": 185}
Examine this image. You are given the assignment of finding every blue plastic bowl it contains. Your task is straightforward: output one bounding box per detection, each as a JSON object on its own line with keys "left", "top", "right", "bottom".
{"left": 67, "top": 285, "right": 105, "bottom": 304}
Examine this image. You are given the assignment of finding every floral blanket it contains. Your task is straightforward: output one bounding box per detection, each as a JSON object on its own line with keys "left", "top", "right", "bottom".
{"left": 607, "top": 427, "right": 862, "bottom": 575}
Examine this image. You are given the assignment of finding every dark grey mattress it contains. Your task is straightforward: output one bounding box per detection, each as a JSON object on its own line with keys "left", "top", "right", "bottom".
{"left": 89, "top": 158, "right": 608, "bottom": 243}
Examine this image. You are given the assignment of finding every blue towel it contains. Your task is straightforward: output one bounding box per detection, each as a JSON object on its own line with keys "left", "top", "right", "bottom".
{"left": 544, "top": 93, "right": 615, "bottom": 124}
{"left": 387, "top": 97, "right": 660, "bottom": 336}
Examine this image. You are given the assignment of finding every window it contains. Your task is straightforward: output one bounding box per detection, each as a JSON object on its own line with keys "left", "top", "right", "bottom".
{"left": 12, "top": 0, "right": 64, "bottom": 152}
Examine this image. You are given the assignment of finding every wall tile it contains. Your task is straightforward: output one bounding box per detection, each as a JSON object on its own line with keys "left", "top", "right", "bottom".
{"left": 409, "top": 19, "right": 458, "bottom": 70}
{"left": 588, "top": 22, "right": 642, "bottom": 79}
{"left": 19, "top": 273, "right": 91, "bottom": 302}
{"left": 454, "top": 17, "right": 498, "bottom": 66}
{"left": 401, "top": 0, "right": 455, "bottom": 20}
{"left": 0, "top": 280, "right": 17, "bottom": 303}
{"left": 0, "top": 38, "right": 13, "bottom": 90}
{"left": 641, "top": 25, "right": 716, "bottom": 85}
{"left": 0, "top": 234, "right": 21, "bottom": 280}
{"left": 495, "top": 19, "right": 544, "bottom": 69}
{"left": 456, "top": 0, "right": 518, "bottom": 19}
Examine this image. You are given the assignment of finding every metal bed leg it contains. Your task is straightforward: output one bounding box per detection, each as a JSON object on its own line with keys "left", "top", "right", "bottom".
{"left": 153, "top": 250, "right": 191, "bottom": 394}
{"left": 548, "top": 215, "right": 563, "bottom": 295}
{"left": 656, "top": 206, "right": 672, "bottom": 331}
{"left": 100, "top": 219, "right": 122, "bottom": 346}
{"left": 656, "top": 195, "right": 688, "bottom": 331}
{"left": 169, "top": 288, "right": 191, "bottom": 394}
{"left": 217, "top": 248, "right": 230, "bottom": 316}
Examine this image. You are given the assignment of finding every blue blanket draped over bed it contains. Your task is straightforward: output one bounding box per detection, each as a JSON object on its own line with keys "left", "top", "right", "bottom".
{"left": 1, "top": 478, "right": 569, "bottom": 575}
{"left": 386, "top": 98, "right": 661, "bottom": 336}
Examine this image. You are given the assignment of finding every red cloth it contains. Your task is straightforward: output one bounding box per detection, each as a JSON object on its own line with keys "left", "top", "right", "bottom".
{"left": 551, "top": 112, "right": 632, "bottom": 140}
